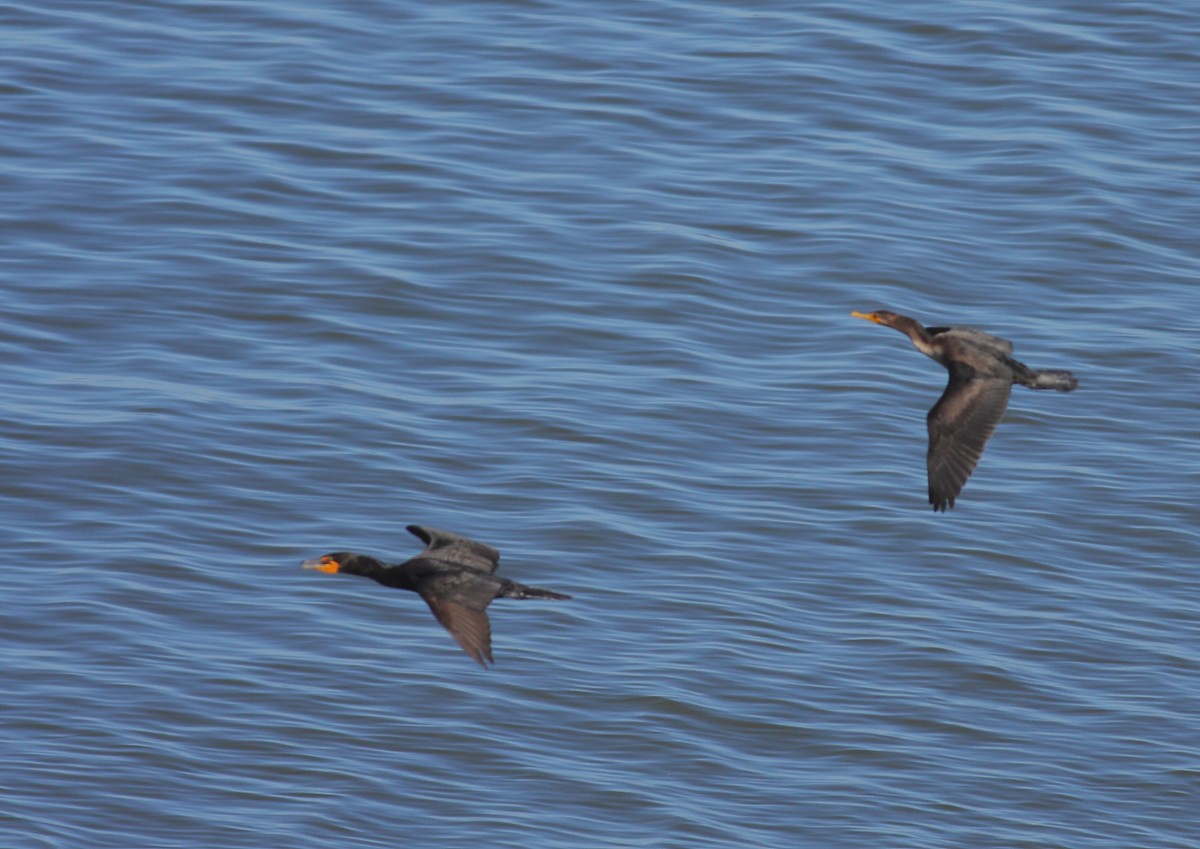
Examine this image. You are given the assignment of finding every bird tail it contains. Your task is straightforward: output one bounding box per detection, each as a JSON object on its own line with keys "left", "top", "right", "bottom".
{"left": 1022, "top": 369, "right": 1078, "bottom": 392}
{"left": 502, "top": 582, "right": 572, "bottom": 601}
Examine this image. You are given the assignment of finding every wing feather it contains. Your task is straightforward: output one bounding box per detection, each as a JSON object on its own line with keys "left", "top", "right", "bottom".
{"left": 415, "top": 571, "right": 501, "bottom": 667}
{"left": 406, "top": 525, "right": 501, "bottom": 574}
{"left": 421, "top": 595, "right": 494, "bottom": 667}
{"left": 926, "top": 370, "right": 1012, "bottom": 511}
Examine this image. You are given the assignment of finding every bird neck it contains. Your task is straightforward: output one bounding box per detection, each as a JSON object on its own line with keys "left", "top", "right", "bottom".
{"left": 892, "top": 315, "right": 938, "bottom": 357}
{"left": 360, "top": 557, "right": 420, "bottom": 590}
{"left": 344, "top": 556, "right": 388, "bottom": 580}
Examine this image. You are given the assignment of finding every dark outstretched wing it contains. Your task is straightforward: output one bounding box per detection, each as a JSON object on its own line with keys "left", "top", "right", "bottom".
{"left": 926, "top": 370, "right": 1012, "bottom": 512}
{"left": 937, "top": 326, "right": 1015, "bottom": 358}
{"left": 422, "top": 597, "right": 494, "bottom": 667}
{"left": 416, "top": 572, "right": 500, "bottom": 667}
{"left": 406, "top": 524, "right": 501, "bottom": 574}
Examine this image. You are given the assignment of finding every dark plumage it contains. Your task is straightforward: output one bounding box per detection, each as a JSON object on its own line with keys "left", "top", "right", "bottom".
{"left": 302, "top": 525, "right": 570, "bottom": 667}
{"left": 852, "top": 310, "right": 1078, "bottom": 511}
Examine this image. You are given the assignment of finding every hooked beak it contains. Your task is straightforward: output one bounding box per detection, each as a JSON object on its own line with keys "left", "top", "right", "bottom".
{"left": 851, "top": 310, "right": 883, "bottom": 324}
{"left": 301, "top": 556, "right": 340, "bottom": 573}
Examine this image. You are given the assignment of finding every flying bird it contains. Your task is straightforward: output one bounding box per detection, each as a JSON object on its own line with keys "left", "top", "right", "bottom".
{"left": 851, "top": 310, "right": 1077, "bottom": 511}
{"left": 303, "top": 525, "right": 570, "bottom": 667}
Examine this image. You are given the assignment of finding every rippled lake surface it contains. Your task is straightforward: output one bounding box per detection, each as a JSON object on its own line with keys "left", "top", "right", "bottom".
{"left": 3, "top": 2, "right": 1198, "bottom": 847}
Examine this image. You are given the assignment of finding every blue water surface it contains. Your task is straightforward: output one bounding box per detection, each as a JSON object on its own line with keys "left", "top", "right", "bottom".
{"left": 2, "top": 1, "right": 1198, "bottom": 847}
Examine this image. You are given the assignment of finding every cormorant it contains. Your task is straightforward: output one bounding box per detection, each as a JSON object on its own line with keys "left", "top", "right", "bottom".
{"left": 303, "top": 525, "right": 570, "bottom": 667}
{"left": 851, "top": 310, "right": 1078, "bottom": 511}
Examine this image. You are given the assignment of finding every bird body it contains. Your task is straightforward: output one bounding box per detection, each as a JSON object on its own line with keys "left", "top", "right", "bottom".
{"left": 852, "top": 310, "right": 1077, "bottom": 511}
{"left": 303, "top": 525, "right": 570, "bottom": 667}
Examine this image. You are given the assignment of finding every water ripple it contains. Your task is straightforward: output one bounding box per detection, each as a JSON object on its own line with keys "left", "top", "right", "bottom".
{"left": 2, "top": 1, "right": 1198, "bottom": 847}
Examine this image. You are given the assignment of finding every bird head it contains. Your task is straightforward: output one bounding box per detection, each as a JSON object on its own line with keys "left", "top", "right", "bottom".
{"left": 301, "top": 552, "right": 367, "bottom": 575}
{"left": 851, "top": 310, "right": 902, "bottom": 327}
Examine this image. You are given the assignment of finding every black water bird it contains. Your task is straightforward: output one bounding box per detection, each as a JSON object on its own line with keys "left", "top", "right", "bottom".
{"left": 302, "top": 525, "right": 571, "bottom": 667}
{"left": 851, "top": 310, "right": 1078, "bottom": 511}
